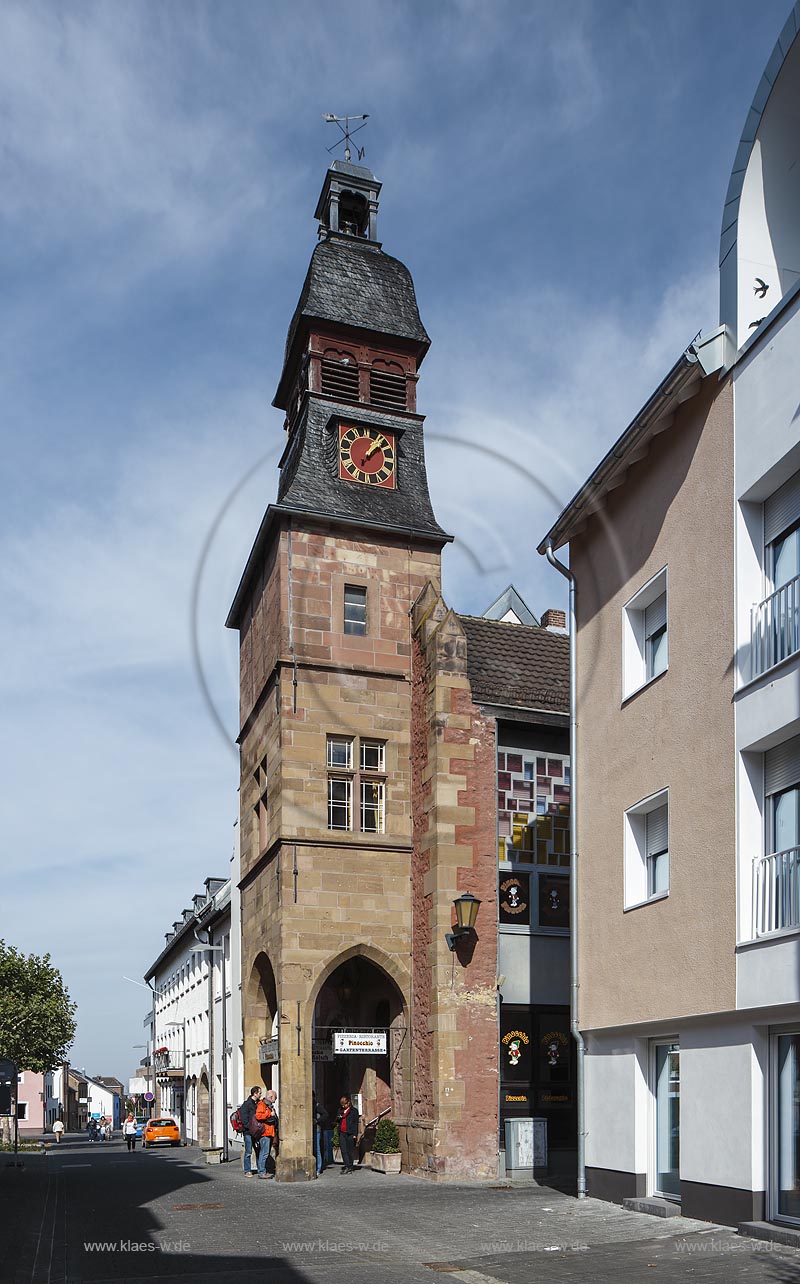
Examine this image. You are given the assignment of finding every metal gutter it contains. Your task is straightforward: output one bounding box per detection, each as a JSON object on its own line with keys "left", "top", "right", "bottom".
{"left": 543, "top": 539, "right": 585, "bottom": 1200}
{"left": 537, "top": 343, "right": 703, "bottom": 555}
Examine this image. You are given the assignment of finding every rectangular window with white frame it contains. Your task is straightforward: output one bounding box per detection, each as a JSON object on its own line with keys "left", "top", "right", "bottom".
{"left": 755, "top": 736, "right": 800, "bottom": 936}
{"left": 326, "top": 735, "right": 386, "bottom": 833}
{"left": 623, "top": 567, "right": 668, "bottom": 700}
{"left": 753, "top": 471, "right": 800, "bottom": 677}
{"left": 328, "top": 777, "right": 352, "bottom": 830}
{"left": 624, "top": 789, "right": 669, "bottom": 909}
{"left": 343, "top": 584, "right": 368, "bottom": 636}
{"left": 327, "top": 736, "right": 353, "bottom": 770}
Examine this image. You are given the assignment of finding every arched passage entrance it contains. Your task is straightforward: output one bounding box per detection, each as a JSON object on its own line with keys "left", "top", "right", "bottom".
{"left": 244, "top": 952, "right": 279, "bottom": 1093}
{"left": 198, "top": 1069, "right": 210, "bottom": 1147}
{"left": 311, "top": 952, "right": 409, "bottom": 1135}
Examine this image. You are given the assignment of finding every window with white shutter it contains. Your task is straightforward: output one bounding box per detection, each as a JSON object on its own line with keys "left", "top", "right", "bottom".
{"left": 623, "top": 568, "right": 669, "bottom": 698}
{"left": 624, "top": 789, "right": 670, "bottom": 908}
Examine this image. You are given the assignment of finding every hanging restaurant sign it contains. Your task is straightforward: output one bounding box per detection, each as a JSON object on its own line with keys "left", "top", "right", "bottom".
{"left": 499, "top": 873, "right": 530, "bottom": 925}
{"left": 258, "top": 1037, "right": 279, "bottom": 1064}
{"left": 334, "top": 1031, "right": 387, "bottom": 1055}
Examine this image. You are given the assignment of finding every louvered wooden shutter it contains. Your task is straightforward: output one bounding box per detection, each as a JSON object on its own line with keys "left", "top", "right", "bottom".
{"left": 644, "top": 592, "right": 667, "bottom": 638}
{"left": 646, "top": 804, "right": 669, "bottom": 855}
{"left": 765, "top": 470, "right": 800, "bottom": 546}
{"left": 765, "top": 736, "right": 800, "bottom": 796}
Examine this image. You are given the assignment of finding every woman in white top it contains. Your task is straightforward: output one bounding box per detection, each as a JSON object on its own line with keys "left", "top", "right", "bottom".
{"left": 123, "top": 1114, "right": 137, "bottom": 1152}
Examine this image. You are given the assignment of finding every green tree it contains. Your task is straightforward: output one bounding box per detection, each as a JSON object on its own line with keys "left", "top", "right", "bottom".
{"left": 0, "top": 940, "right": 76, "bottom": 1072}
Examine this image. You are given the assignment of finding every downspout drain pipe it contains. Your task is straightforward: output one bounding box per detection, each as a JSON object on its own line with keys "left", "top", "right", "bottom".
{"left": 544, "top": 539, "right": 586, "bottom": 1200}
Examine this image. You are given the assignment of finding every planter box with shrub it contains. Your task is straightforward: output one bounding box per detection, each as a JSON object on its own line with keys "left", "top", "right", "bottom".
{"left": 370, "top": 1117, "right": 401, "bottom": 1174}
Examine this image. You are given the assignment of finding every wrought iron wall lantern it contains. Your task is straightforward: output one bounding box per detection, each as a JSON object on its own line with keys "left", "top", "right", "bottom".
{"left": 445, "top": 892, "right": 481, "bottom": 951}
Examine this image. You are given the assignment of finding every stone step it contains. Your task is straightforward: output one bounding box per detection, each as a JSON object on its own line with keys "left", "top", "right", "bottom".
{"left": 739, "top": 1220, "right": 800, "bottom": 1249}
{"left": 622, "top": 1196, "right": 682, "bottom": 1218}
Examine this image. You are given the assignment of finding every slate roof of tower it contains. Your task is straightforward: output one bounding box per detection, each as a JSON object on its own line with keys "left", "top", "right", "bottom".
{"left": 278, "top": 238, "right": 430, "bottom": 402}
{"left": 277, "top": 397, "right": 450, "bottom": 539}
{"left": 458, "top": 615, "right": 569, "bottom": 713}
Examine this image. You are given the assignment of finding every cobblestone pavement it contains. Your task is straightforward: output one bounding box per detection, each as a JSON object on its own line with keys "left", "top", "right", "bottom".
{"left": 3, "top": 1136, "right": 800, "bottom": 1283}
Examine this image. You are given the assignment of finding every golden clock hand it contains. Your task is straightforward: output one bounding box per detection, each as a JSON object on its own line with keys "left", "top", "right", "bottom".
{"left": 363, "top": 439, "right": 383, "bottom": 461}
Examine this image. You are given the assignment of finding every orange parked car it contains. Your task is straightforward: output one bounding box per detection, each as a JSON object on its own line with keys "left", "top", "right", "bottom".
{"left": 143, "top": 1117, "right": 181, "bottom": 1148}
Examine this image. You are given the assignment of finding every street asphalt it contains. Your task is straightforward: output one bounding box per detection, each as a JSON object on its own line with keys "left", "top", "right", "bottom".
{"left": 3, "top": 1133, "right": 800, "bottom": 1283}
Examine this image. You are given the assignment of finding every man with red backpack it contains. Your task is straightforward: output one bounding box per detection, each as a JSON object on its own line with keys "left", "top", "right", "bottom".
{"left": 256, "top": 1091, "right": 279, "bottom": 1179}
{"left": 236, "top": 1086, "right": 266, "bottom": 1178}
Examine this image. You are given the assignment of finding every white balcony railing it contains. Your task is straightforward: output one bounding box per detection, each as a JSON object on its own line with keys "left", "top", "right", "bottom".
{"left": 751, "top": 574, "right": 800, "bottom": 679}
{"left": 753, "top": 847, "right": 800, "bottom": 936}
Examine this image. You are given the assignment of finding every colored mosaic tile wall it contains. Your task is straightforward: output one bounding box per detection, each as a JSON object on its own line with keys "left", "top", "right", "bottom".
{"left": 497, "top": 747, "right": 570, "bottom": 867}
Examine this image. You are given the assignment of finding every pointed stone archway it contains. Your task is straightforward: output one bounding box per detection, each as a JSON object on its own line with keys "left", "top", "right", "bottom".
{"left": 305, "top": 945, "right": 412, "bottom": 1170}
{"left": 198, "top": 1067, "right": 210, "bottom": 1147}
{"left": 244, "top": 951, "right": 279, "bottom": 1093}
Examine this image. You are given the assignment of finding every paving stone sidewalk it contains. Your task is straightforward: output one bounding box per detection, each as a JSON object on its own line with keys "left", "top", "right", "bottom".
{"left": 6, "top": 1140, "right": 800, "bottom": 1282}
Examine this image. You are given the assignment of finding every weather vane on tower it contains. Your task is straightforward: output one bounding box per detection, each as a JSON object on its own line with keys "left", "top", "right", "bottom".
{"left": 323, "top": 113, "right": 369, "bottom": 163}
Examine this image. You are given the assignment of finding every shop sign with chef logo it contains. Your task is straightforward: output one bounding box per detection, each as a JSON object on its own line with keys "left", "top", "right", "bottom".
{"left": 501, "top": 1027, "right": 530, "bottom": 1075}
{"left": 499, "top": 872, "right": 530, "bottom": 926}
{"left": 538, "top": 873, "right": 569, "bottom": 929}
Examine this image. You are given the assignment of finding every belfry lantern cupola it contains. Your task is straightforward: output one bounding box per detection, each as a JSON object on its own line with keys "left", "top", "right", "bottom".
{"left": 315, "top": 159, "right": 382, "bottom": 244}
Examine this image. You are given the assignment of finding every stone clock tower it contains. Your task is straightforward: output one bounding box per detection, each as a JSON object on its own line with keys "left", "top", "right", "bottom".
{"left": 227, "top": 160, "right": 499, "bottom": 1181}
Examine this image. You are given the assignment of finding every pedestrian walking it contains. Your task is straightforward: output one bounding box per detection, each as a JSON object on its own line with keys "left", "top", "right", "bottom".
{"left": 238, "top": 1086, "right": 264, "bottom": 1178}
{"left": 88, "top": 1118, "right": 98, "bottom": 1142}
{"left": 313, "top": 1093, "right": 330, "bottom": 1176}
{"left": 337, "top": 1095, "right": 359, "bottom": 1174}
{"left": 123, "top": 1114, "right": 138, "bottom": 1151}
{"left": 257, "top": 1091, "right": 278, "bottom": 1180}
{"left": 52, "top": 1119, "right": 64, "bottom": 1143}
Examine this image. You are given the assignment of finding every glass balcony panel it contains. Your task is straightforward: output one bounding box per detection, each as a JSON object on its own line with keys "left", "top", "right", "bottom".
{"left": 753, "top": 846, "right": 800, "bottom": 935}
{"left": 751, "top": 573, "right": 800, "bottom": 678}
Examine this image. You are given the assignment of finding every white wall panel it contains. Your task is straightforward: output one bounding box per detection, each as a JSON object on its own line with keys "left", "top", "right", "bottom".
{"left": 680, "top": 1024, "right": 761, "bottom": 1190}
{"left": 734, "top": 295, "right": 800, "bottom": 502}
{"left": 584, "top": 1034, "right": 643, "bottom": 1174}
{"left": 498, "top": 934, "right": 569, "bottom": 1006}
{"left": 738, "top": 934, "right": 800, "bottom": 1009}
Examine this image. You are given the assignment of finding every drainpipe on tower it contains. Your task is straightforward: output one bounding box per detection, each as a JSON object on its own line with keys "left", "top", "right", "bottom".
{"left": 544, "top": 539, "right": 586, "bottom": 1200}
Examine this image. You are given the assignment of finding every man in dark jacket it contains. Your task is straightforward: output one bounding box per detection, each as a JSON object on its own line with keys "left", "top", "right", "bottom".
{"left": 337, "top": 1095, "right": 359, "bottom": 1174}
{"left": 239, "top": 1086, "right": 262, "bottom": 1177}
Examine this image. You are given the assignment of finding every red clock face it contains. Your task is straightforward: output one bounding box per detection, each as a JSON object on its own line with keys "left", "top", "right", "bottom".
{"left": 338, "top": 425, "right": 396, "bottom": 488}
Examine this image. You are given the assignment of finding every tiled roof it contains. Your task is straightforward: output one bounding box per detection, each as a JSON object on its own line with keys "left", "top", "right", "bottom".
{"left": 277, "top": 237, "right": 429, "bottom": 404}
{"left": 276, "top": 398, "right": 449, "bottom": 541}
{"left": 458, "top": 615, "right": 569, "bottom": 713}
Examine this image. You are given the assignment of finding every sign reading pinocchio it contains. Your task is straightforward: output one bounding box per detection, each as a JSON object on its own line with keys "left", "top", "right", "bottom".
{"left": 333, "top": 1031, "right": 387, "bottom": 1055}
{"left": 501, "top": 1026, "right": 530, "bottom": 1072}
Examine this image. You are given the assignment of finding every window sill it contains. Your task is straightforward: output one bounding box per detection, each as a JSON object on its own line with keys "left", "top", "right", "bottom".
{"left": 623, "top": 890, "right": 669, "bottom": 913}
{"left": 736, "top": 925, "right": 800, "bottom": 949}
{"left": 499, "top": 924, "right": 569, "bottom": 937}
{"left": 735, "top": 648, "right": 799, "bottom": 697}
{"left": 621, "top": 667, "right": 669, "bottom": 708}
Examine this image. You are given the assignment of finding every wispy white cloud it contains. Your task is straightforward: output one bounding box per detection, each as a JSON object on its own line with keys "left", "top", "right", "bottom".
{"left": 0, "top": 0, "right": 786, "bottom": 1082}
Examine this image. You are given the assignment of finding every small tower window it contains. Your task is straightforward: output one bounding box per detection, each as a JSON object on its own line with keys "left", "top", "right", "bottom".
{"left": 321, "top": 351, "right": 359, "bottom": 403}
{"left": 344, "top": 584, "right": 367, "bottom": 635}
{"left": 339, "top": 190, "right": 368, "bottom": 237}
{"left": 369, "top": 361, "right": 407, "bottom": 411}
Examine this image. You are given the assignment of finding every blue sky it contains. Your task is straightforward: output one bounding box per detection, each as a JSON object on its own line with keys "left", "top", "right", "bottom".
{"left": 0, "top": 0, "right": 791, "bottom": 1081}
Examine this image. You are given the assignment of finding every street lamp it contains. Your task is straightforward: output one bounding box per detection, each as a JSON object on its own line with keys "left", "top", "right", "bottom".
{"left": 122, "top": 976, "right": 156, "bottom": 1110}
{"left": 131, "top": 1046, "right": 151, "bottom": 1117}
{"left": 165, "top": 1021, "right": 187, "bottom": 1144}
{"left": 190, "top": 938, "right": 229, "bottom": 1161}
{"left": 445, "top": 891, "right": 482, "bottom": 951}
